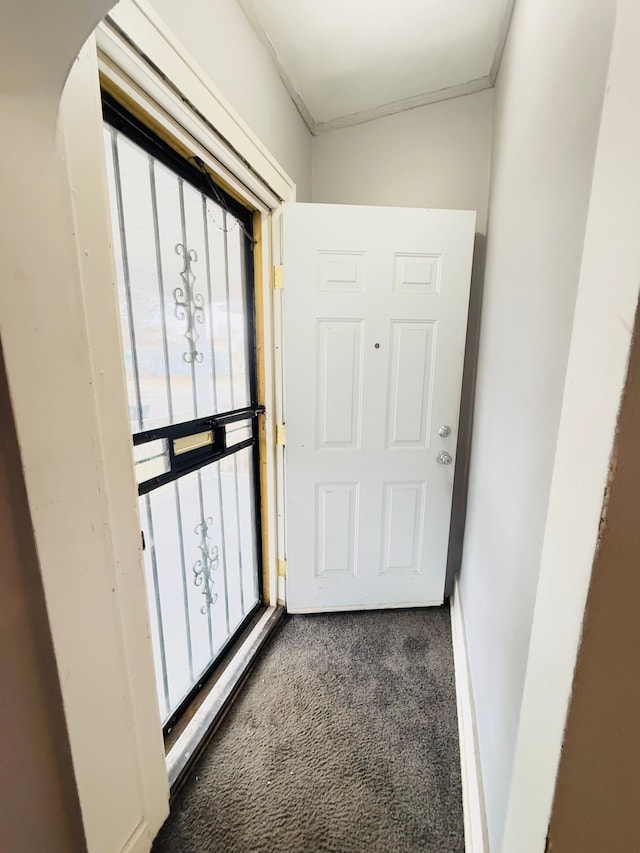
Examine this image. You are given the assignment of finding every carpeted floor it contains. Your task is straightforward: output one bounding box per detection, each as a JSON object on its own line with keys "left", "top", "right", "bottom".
{"left": 153, "top": 607, "right": 464, "bottom": 853}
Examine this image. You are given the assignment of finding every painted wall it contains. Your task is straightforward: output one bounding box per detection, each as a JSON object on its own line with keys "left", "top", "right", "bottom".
{"left": 311, "top": 90, "right": 493, "bottom": 232}
{"left": 148, "top": 0, "right": 312, "bottom": 199}
{"left": 501, "top": 0, "right": 640, "bottom": 845}
{"left": 457, "top": 0, "right": 617, "bottom": 849}
{"left": 1, "top": 5, "right": 171, "bottom": 849}
{"left": 1, "top": 1, "right": 307, "bottom": 848}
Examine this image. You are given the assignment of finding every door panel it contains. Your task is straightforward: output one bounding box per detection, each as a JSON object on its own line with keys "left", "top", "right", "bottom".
{"left": 283, "top": 203, "right": 475, "bottom": 612}
{"left": 380, "top": 481, "right": 426, "bottom": 575}
{"left": 315, "top": 482, "right": 359, "bottom": 576}
{"left": 387, "top": 320, "right": 436, "bottom": 448}
{"left": 317, "top": 320, "right": 364, "bottom": 449}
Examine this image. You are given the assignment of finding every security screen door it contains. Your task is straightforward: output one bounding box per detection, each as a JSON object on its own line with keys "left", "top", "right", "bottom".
{"left": 103, "top": 95, "right": 262, "bottom": 727}
{"left": 283, "top": 203, "right": 476, "bottom": 612}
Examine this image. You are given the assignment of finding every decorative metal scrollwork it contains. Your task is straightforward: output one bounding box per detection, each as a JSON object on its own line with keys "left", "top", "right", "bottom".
{"left": 193, "top": 517, "right": 219, "bottom": 614}
{"left": 174, "top": 243, "right": 205, "bottom": 364}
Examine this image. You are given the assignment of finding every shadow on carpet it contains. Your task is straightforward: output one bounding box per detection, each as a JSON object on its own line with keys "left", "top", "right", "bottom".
{"left": 153, "top": 606, "right": 464, "bottom": 853}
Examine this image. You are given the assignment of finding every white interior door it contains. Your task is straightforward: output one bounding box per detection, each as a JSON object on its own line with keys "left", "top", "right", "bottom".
{"left": 283, "top": 203, "right": 476, "bottom": 612}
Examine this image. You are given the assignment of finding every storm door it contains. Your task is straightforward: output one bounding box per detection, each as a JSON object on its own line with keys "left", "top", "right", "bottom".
{"left": 102, "top": 95, "right": 263, "bottom": 729}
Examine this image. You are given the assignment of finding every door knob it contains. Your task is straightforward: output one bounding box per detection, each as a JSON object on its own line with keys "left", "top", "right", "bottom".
{"left": 437, "top": 451, "right": 453, "bottom": 465}
{"left": 438, "top": 425, "right": 451, "bottom": 437}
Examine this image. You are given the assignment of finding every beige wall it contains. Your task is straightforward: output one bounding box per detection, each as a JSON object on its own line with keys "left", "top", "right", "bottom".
{"left": 148, "top": 0, "right": 312, "bottom": 199}
{"left": 547, "top": 301, "right": 640, "bottom": 852}
{"left": 458, "top": 0, "right": 617, "bottom": 849}
{"left": 0, "top": 5, "right": 172, "bottom": 849}
{"left": 0, "top": 343, "right": 86, "bottom": 852}
{"left": 311, "top": 90, "right": 493, "bottom": 232}
{"left": 500, "top": 0, "right": 640, "bottom": 844}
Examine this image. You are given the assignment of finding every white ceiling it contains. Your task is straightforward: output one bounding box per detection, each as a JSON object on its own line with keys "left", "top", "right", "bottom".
{"left": 237, "top": 0, "right": 515, "bottom": 134}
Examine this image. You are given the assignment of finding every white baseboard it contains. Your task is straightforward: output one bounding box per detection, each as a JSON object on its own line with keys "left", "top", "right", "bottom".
{"left": 451, "top": 576, "right": 490, "bottom": 853}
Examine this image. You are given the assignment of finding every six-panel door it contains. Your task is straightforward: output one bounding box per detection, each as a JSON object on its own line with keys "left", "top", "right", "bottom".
{"left": 283, "top": 203, "right": 476, "bottom": 612}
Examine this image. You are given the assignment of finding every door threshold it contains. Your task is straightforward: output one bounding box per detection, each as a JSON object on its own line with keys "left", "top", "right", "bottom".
{"left": 165, "top": 604, "right": 285, "bottom": 795}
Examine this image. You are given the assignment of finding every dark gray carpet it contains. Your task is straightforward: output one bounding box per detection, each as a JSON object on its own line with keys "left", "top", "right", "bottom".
{"left": 154, "top": 607, "right": 464, "bottom": 853}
